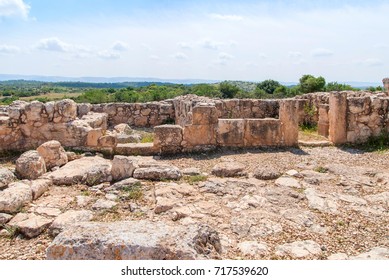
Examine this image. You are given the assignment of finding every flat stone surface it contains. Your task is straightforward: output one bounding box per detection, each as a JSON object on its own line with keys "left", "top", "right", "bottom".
{"left": 92, "top": 199, "right": 117, "bottom": 210}
{"left": 237, "top": 241, "right": 268, "bottom": 257}
{"left": 276, "top": 240, "right": 322, "bottom": 258}
{"left": 0, "top": 182, "right": 33, "bottom": 213}
{"left": 48, "top": 156, "right": 112, "bottom": 186}
{"left": 211, "top": 162, "right": 246, "bottom": 177}
{"left": 133, "top": 165, "right": 182, "bottom": 181}
{"left": 275, "top": 176, "right": 302, "bottom": 188}
{"left": 106, "top": 178, "right": 141, "bottom": 191}
{"left": 30, "top": 178, "right": 52, "bottom": 200}
{"left": 8, "top": 213, "right": 53, "bottom": 238}
{"left": 182, "top": 168, "right": 201, "bottom": 176}
{"left": 46, "top": 221, "right": 201, "bottom": 260}
{"left": 253, "top": 167, "right": 281, "bottom": 180}
{"left": 305, "top": 188, "right": 338, "bottom": 213}
{"left": 0, "top": 168, "right": 16, "bottom": 189}
{"left": 350, "top": 247, "right": 389, "bottom": 260}
{"left": 49, "top": 210, "right": 94, "bottom": 237}
{"left": 0, "top": 212, "right": 13, "bottom": 224}
{"left": 15, "top": 150, "right": 46, "bottom": 180}
{"left": 327, "top": 253, "right": 349, "bottom": 260}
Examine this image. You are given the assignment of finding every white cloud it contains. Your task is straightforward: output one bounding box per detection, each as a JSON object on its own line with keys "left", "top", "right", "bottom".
{"left": 199, "top": 39, "right": 223, "bottom": 50}
{"left": 288, "top": 51, "right": 303, "bottom": 58}
{"left": 209, "top": 13, "right": 244, "bottom": 21}
{"left": 112, "top": 41, "right": 128, "bottom": 52}
{"left": 310, "top": 48, "right": 334, "bottom": 57}
{"left": 360, "top": 58, "right": 383, "bottom": 67}
{"left": 97, "top": 50, "right": 120, "bottom": 60}
{"left": 36, "top": 37, "right": 71, "bottom": 52}
{"left": 173, "top": 52, "right": 188, "bottom": 60}
{"left": 258, "top": 53, "right": 267, "bottom": 59}
{"left": 149, "top": 55, "right": 160, "bottom": 61}
{"left": 0, "top": 0, "right": 30, "bottom": 19}
{"left": 177, "top": 42, "right": 192, "bottom": 50}
{"left": 0, "top": 44, "right": 20, "bottom": 54}
{"left": 214, "top": 52, "right": 234, "bottom": 65}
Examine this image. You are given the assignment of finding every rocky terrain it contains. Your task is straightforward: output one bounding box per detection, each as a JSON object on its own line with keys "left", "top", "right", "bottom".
{"left": 0, "top": 141, "right": 388, "bottom": 260}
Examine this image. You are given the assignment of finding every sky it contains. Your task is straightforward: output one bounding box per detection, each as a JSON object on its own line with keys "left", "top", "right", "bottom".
{"left": 0, "top": 0, "right": 388, "bottom": 83}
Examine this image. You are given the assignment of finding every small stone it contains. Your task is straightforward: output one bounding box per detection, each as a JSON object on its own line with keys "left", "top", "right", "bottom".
{"left": 350, "top": 247, "right": 389, "bottom": 260}
{"left": 133, "top": 165, "right": 182, "bottom": 181}
{"left": 212, "top": 162, "right": 246, "bottom": 177}
{"left": 253, "top": 167, "right": 281, "bottom": 180}
{"left": 0, "top": 182, "right": 33, "bottom": 213}
{"left": 238, "top": 241, "right": 268, "bottom": 256}
{"left": 8, "top": 213, "right": 53, "bottom": 238}
{"left": 49, "top": 210, "right": 94, "bottom": 237}
{"left": 285, "top": 170, "right": 302, "bottom": 178}
{"left": 92, "top": 199, "right": 117, "bottom": 210}
{"left": 276, "top": 240, "right": 322, "bottom": 258}
{"left": 75, "top": 196, "right": 93, "bottom": 207}
{"left": 106, "top": 178, "right": 141, "bottom": 191}
{"left": 0, "top": 213, "right": 13, "bottom": 224}
{"left": 37, "top": 140, "right": 68, "bottom": 170}
{"left": 328, "top": 253, "right": 349, "bottom": 260}
{"left": 0, "top": 168, "right": 16, "bottom": 189}
{"left": 15, "top": 150, "right": 47, "bottom": 180}
{"left": 111, "top": 155, "right": 137, "bottom": 181}
{"left": 105, "top": 193, "right": 118, "bottom": 201}
{"left": 30, "top": 178, "right": 52, "bottom": 200}
{"left": 275, "top": 176, "right": 302, "bottom": 188}
{"left": 182, "top": 168, "right": 201, "bottom": 176}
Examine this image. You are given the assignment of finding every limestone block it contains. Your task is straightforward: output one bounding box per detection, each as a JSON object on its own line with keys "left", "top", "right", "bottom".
{"left": 111, "top": 155, "right": 137, "bottom": 181}
{"left": 25, "top": 101, "right": 45, "bottom": 122}
{"left": 244, "top": 119, "right": 281, "bottom": 146}
{"left": 86, "top": 128, "right": 103, "bottom": 147}
{"left": 192, "top": 105, "right": 218, "bottom": 125}
{"left": 154, "top": 125, "right": 183, "bottom": 153}
{"left": 98, "top": 134, "right": 118, "bottom": 148}
{"left": 217, "top": 119, "right": 245, "bottom": 146}
{"left": 77, "top": 103, "right": 92, "bottom": 117}
{"left": 183, "top": 124, "right": 217, "bottom": 147}
{"left": 15, "top": 150, "right": 47, "bottom": 180}
{"left": 81, "top": 112, "right": 108, "bottom": 131}
{"left": 55, "top": 99, "right": 78, "bottom": 122}
{"left": 114, "top": 123, "right": 132, "bottom": 134}
{"left": 0, "top": 182, "right": 32, "bottom": 213}
{"left": 279, "top": 99, "right": 299, "bottom": 146}
{"left": 328, "top": 92, "right": 348, "bottom": 144}
{"left": 37, "top": 140, "right": 68, "bottom": 170}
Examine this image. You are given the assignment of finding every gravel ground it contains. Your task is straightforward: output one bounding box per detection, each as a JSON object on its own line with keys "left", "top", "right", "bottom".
{"left": 1, "top": 146, "right": 388, "bottom": 260}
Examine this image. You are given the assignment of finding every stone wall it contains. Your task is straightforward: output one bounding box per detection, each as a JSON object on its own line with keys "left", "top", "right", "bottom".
{"left": 78, "top": 101, "right": 175, "bottom": 127}
{"left": 173, "top": 94, "right": 279, "bottom": 127}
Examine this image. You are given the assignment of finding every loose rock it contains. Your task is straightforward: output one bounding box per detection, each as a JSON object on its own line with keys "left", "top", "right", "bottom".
{"left": 15, "top": 150, "right": 47, "bottom": 180}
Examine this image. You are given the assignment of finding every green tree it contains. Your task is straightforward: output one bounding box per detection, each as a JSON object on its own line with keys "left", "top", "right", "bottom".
{"left": 219, "top": 81, "right": 240, "bottom": 98}
{"left": 299, "top": 74, "right": 326, "bottom": 93}
{"left": 256, "top": 79, "right": 281, "bottom": 95}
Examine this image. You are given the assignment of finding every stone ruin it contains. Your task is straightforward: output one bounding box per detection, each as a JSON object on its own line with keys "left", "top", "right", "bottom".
{"left": 0, "top": 90, "right": 389, "bottom": 155}
{"left": 383, "top": 78, "right": 389, "bottom": 93}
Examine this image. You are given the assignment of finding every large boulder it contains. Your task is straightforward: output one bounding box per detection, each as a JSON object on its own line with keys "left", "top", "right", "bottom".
{"left": 0, "top": 168, "right": 16, "bottom": 189}
{"left": 15, "top": 150, "right": 47, "bottom": 180}
{"left": 48, "top": 156, "right": 112, "bottom": 186}
{"left": 46, "top": 221, "right": 220, "bottom": 260}
{"left": 211, "top": 162, "right": 246, "bottom": 177}
{"left": 111, "top": 155, "right": 137, "bottom": 181}
{"left": 49, "top": 210, "right": 93, "bottom": 237}
{"left": 37, "top": 140, "right": 68, "bottom": 170}
{"left": 133, "top": 164, "right": 182, "bottom": 181}
{"left": 0, "top": 182, "right": 33, "bottom": 213}
{"left": 8, "top": 212, "right": 53, "bottom": 238}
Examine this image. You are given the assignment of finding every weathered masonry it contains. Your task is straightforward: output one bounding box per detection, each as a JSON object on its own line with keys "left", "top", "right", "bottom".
{"left": 0, "top": 90, "right": 388, "bottom": 155}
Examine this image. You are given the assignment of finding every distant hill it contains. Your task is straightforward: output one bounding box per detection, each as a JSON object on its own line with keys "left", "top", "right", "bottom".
{"left": 0, "top": 74, "right": 218, "bottom": 85}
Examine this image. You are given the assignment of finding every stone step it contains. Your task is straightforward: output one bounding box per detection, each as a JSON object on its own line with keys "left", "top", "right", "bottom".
{"left": 115, "top": 143, "right": 157, "bottom": 156}
{"left": 298, "top": 140, "right": 332, "bottom": 147}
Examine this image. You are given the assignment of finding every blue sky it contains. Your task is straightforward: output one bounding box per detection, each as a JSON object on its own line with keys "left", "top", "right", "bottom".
{"left": 0, "top": 0, "right": 388, "bottom": 82}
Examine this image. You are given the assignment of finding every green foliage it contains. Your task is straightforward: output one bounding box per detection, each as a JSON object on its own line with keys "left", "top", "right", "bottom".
{"left": 190, "top": 84, "right": 221, "bottom": 98}
{"left": 140, "top": 134, "right": 154, "bottom": 143}
{"left": 184, "top": 175, "right": 207, "bottom": 185}
{"left": 122, "top": 185, "right": 143, "bottom": 200}
{"left": 366, "top": 86, "right": 384, "bottom": 92}
{"left": 326, "top": 82, "right": 357, "bottom": 91}
{"left": 257, "top": 79, "right": 281, "bottom": 95}
{"left": 314, "top": 166, "right": 328, "bottom": 173}
{"left": 219, "top": 81, "right": 240, "bottom": 98}
{"left": 299, "top": 74, "right": 326, "bottom": 93}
